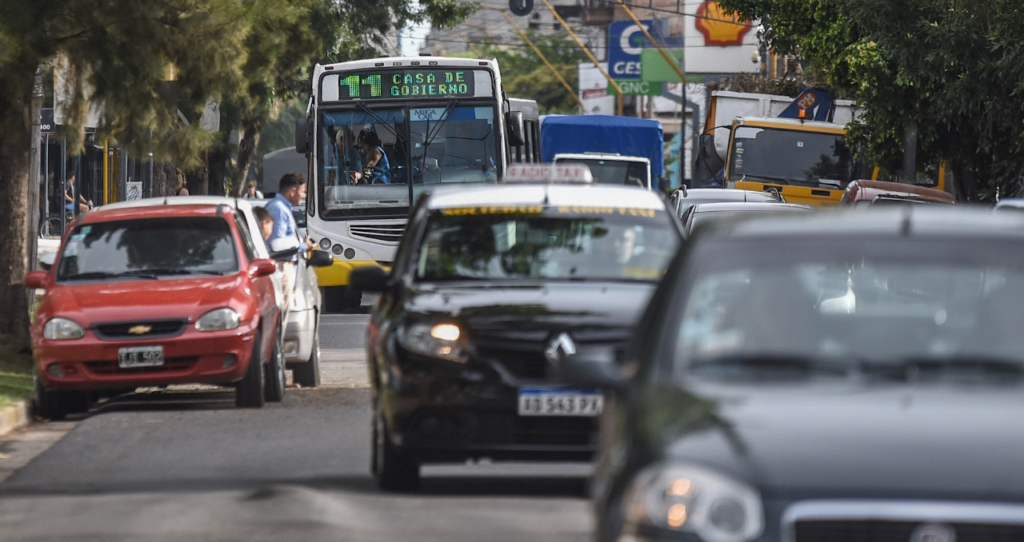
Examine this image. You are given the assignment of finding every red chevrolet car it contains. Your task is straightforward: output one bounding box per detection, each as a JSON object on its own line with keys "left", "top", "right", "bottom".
{"left": 24, "top": 202, "right": 286, "bottom": 419}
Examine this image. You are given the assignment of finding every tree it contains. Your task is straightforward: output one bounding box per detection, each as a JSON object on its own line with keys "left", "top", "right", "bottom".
{"left": 476, "top": 32, "right": 589, "bottom": 115}
{"left": 0, "top": 0, "right": 474, "bottom": 339}
{"left": 718, "top": 0, "right": 1024, "bottom": 200}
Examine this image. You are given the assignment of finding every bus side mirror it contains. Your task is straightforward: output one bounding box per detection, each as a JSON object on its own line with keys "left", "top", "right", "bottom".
{"left": 295, "top": 117, "right": 311, "bottom": 154}
{"left": 506, "top": 111, "right": 526, "bottom": 147}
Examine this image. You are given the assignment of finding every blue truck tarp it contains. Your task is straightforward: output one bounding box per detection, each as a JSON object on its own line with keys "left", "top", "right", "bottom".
{"left": 540, "top": 115, "right": 665, "bottom": 179}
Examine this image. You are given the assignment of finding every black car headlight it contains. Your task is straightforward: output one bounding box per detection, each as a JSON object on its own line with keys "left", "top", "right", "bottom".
{"left": 621, "top": 463, "right": 764, "bottom": 542}
{"left": 399, "top": 321, "right": 467, "bottom": 363}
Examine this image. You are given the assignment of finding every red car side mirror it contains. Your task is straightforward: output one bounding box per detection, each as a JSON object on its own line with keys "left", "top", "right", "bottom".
{"left": 24, "top": 270, "right": 48, "bottom": 289}
{"left": 249, "top": 259, "right": 277, "bottom": 278}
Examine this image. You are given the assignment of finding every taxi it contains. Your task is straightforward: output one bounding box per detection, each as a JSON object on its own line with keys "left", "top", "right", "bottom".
{"left": 351, "top": 164, "right": 684, "bottom": 491}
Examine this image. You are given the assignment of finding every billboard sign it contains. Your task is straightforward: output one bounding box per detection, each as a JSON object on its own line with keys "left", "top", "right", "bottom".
{"left": 607, "top": 20, "right": 652, "bottom": 81}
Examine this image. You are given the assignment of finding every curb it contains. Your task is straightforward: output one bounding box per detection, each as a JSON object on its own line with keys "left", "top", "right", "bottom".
{"left": 0, "top": 401, "right": 30, "bottom": 438}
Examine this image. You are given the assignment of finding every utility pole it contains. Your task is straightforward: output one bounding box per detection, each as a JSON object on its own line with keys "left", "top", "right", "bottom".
{"left": 27, "top": 67, "right": 43, "bottom": 273}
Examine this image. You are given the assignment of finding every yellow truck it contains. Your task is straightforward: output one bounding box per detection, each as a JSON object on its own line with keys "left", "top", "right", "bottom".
{"left": 693, "top": 90, "right": 862, "bottom": 207}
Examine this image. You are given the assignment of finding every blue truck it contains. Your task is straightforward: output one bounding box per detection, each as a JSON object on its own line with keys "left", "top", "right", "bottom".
{"left": 540, "top": 115, "right": 665, "bottom": 190}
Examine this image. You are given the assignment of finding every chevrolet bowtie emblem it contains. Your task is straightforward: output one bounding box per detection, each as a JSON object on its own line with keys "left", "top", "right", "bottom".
{"left": 545, "top": 332, "right": 577, "bottom": 364}
{"left": 128, "top": 325, "right": 152, "bottom": 335}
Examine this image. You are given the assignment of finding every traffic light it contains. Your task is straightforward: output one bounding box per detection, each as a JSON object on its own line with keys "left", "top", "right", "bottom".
{"left": 509, "top": 0, "right": 533, "bottom": 16}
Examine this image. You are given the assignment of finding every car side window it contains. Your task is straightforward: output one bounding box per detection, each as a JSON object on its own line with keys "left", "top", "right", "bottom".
{"left": 234, "top": 212, "right": 258, "bottom": 263}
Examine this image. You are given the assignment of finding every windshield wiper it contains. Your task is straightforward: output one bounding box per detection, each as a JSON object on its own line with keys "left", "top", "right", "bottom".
{"left": 63, "top": 271, "right": 159, "bottom": 281}
{"left": 737, "top": 174, "right": 793, "bottom": 186}
{"left": 689, "top": 354, "right": 850, "bottom": 376}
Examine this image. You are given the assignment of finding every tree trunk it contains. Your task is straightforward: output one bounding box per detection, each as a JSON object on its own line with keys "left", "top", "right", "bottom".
{"left": 232, "top": 124, "right": 261, "bottom": 196}
{"left": 207, "top": 135, "right": 230, "bottom": 197}
{"left": 0, "top": 99, "right": 33, "bottom": 340}
{"left": 186, "top": 163, "right": 209, "bottom": 195}
{"left": 152, "top": 162, "right": 178, "bottom": 197}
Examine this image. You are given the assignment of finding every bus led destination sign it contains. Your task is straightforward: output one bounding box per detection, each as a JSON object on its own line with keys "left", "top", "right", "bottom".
{"left": 338, "top": 69, "right": 477, "bottom": 100}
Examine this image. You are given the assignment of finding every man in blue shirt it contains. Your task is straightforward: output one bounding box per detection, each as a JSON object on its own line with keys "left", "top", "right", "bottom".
{"left": 266, "top": 173, "right": 315, "bottom": 321}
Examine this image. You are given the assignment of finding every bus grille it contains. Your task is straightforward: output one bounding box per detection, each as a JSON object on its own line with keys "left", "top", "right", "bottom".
{"left": 348, "top": 222, "right": 406, "bottom": 244}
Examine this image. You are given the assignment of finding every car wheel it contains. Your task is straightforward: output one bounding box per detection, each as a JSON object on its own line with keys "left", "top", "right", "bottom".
{"left": 293, "top": 325, "right": 321, "bottom": 388}
{"left": 33, "top": 369, "right": 68, "bottom": 421}
{"left": 265, "top": 328, "right": 286, "bottom": 403}
{"left": 373, "top": 394, "right": 419, "bottom": 492}
{"left": 236, "top": 331, "right": 266, "bottom": 408}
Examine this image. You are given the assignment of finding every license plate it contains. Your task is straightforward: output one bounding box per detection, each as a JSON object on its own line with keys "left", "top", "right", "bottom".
{"left": 518, "top": 387, "right": 603, "bottom": 417}
{"left": 118, "top": 346, "right": 165, "bottom": 368}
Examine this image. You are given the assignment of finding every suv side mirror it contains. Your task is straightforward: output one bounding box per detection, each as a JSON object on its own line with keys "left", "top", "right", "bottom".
{"left": 350, "top": 265, "right": 391, "bottom": 293}
{"left": 308, "top": 250, "right": 333, "bottom": 268}
{"left": 295, "top": 117, "right": 311, "bottom": 154}
{"left": 506, "top": 111, "right": 525, "bottom": 147}
{"left": 24, "top": 270, "right": 47, "bottom": 289}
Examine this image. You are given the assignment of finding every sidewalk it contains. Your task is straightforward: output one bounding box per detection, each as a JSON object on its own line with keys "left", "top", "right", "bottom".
{"left": 0, "top": 401, "right": 30, "bottom": 438}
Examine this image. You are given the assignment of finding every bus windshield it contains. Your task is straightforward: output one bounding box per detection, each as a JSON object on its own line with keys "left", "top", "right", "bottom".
{"left": 729, "top": 126, "right": 854, "bottom": 189}
{"left": 320, "top": 106, "right": 500, "bottom": 219}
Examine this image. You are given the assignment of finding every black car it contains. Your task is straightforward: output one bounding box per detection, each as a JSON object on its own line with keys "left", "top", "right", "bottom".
{"left": 351, "top": 182, "right": 683, "bottom": 491}
{"left": 556, "top": 208, "right": 1024, "bottom": 541}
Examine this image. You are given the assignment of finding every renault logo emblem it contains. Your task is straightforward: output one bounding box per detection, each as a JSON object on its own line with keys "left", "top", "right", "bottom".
{"left": 910, "top": 523, "right": 956, "bottom": 542}
{"left": 544, "top": 333, "right": 577, "bottom": 363}
{"left": 128, "top": 325, "right": 152, "bottom": 335}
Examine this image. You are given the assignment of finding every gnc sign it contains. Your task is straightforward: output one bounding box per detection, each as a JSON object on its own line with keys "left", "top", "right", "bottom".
{"left": 694, "top": 1, "right": 753, "bottom": 46}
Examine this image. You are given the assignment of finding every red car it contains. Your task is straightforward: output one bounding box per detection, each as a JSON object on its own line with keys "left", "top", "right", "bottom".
{"left": 24, "top": 202, "right": 287, "bottom": 419}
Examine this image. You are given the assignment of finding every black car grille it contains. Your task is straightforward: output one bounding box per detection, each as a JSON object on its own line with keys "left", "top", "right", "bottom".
{"left": 472, "top": 327, "right": 629, "bottom": 382}
{"left": 84, "top": 357, "right": 200, "bottom": 375}
{"left": 93, "top": 319, "right": 188, "bottom": 340}
{"left": 515, "top": 416, "right": 596, "bottom": 446}
{"left": 794, "top": 520, "right": 1024, "bottom": 542}
{"left": 477, "top": 347, "right": 548, "bottom": 380}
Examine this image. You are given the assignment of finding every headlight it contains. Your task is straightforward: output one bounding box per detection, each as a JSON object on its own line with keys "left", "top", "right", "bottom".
{"left": 622, "top": 463, "right": 764, "bottom": 542}
{"left": 400, "top": 322, "right": 466, "bottom": 362}
{"left": 43, "top": 318, "right": 85, "bottom": 340}
{"left": 195, "top": 308, "right": 240, "bottom": 331}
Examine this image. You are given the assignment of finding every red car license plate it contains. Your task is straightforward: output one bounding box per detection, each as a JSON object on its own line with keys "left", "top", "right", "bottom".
{"left": 117, "top": 346, "right": 164, "bottom": 368}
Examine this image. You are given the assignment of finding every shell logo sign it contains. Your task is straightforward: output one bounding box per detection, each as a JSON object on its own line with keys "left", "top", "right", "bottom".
{"left": 695, "top": 1, "right": 753, "bottom": 46}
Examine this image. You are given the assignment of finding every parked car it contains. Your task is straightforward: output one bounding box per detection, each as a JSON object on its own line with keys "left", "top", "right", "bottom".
{"left": 25, "top": 198, "right": 294, "bottom": 419}
{"left": 994, "top": 198, "right": 1024, "bottom": 213}
{"left": 351, "top": 170, "right": 684, "bottom": 491}
{"left": 839, "top": 179, "right": 956, "bottom": 206}
{"left": 251, "top": 198, "right": 332, "bottom": 387}
{"left": 681, "top": 201, "right": 814, "bottom": 236}
{"left": 669, "top": 187, "right": 782, "bottom": 217}
{"left": 555, "top": 208, "right": 1024, "bottom": 542}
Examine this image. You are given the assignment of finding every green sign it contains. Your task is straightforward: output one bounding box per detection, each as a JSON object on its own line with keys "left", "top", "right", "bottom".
{"left": 640, "top": 49, "right": 685, "bottom": 83}
{"left": 607, "top": 80, "right": 662, "bottom": 96}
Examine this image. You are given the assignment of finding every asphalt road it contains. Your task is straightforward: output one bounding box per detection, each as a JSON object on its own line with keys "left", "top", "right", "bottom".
{"left": 0, "top": 312, "right": 593, "bottom": 542}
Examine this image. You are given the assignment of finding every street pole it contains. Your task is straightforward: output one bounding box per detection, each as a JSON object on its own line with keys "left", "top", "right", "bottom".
{"left": 27, "top": 68, "right": 43, "bottom": 273}
{"left": 536, "top": 0, "right": 624, "bottom": 115}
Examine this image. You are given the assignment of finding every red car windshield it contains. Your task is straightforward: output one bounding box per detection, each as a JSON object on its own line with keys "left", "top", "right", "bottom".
{"left": 57, "top": 217, "right": 239, "bottom": 281}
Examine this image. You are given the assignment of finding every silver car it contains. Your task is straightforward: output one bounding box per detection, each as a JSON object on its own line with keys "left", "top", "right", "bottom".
{"left": 254, "top": 199, "right": 331, "bottom": 387}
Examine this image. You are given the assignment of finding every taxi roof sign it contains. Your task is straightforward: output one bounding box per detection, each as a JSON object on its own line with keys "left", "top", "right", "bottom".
{"left": 503, "top": 164, "right": 594, "bottom": 184}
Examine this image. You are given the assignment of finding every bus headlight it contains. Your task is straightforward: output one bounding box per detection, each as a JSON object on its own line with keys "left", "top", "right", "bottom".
{"left": 318, "top": 238, "right": 331, "bottom": 250}
{"left": 331, "top": 244, "right": 344, "bottom": 255}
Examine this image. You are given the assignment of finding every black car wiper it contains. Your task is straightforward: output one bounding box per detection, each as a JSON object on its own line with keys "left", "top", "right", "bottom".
{"left": 689, "top": 354, "right": 851, "bottom": 376}
{"left": 63, "top": 271, "right": 159, "bottom": 281}
{"left": 858, "top": 356, "right": 1024, "bottom": 381}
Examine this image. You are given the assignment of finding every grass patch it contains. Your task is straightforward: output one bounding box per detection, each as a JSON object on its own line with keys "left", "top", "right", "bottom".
{"left": 0, "top": 334, "right": 33, "bottom": 404}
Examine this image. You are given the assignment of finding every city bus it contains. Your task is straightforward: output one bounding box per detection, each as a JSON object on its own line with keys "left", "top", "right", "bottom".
{"left": 294, "top": 56, "right": 528, "bottom": 310}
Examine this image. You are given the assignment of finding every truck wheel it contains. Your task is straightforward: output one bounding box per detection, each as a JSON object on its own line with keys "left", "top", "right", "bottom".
{"left": 373, "top": 395, "right": 419, "bottom": 492}
{"left": 293, "top": 326, "right": 321, "bottom": 388}
{"left": 264, "top": 329, "right": 286, "bottom": 402}
{"left": 236, "top": 331, "right": 266, "bottom": 408}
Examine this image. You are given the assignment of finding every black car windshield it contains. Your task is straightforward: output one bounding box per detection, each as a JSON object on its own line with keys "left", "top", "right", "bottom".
{"left": 673, "top": 237, "right": 1024, "bottom": 375}
{"left": 416, "top": 207, "right": 679, "bottom": 282}
{"left": 729, "top": 126, "right": 853, "bottom": 188}
{"left": 57, "top": 217, "right": 239, "bottom": 281}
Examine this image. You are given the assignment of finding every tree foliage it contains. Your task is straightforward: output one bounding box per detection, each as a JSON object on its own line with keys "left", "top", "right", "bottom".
{"left": 476, "top": 32, "right": 588, "bottom": 115}
{"left": 718, "top": 0, "right": 1024, "bottom": 199}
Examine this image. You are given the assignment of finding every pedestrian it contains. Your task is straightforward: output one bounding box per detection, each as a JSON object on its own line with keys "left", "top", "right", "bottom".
{"left": 244, "top": 181, "right": 264, "bottom": 200}
{"left": 175, "top": 170, "right": 189, "bottom": 195}
{"left": 266, "top": 173, "right": 316, "bottom": 321}
{"left": 253, "top": 206, "right": 274, "bottom": 240}
{"left": 65, "top": 174, "right": 90, "bottom": 213}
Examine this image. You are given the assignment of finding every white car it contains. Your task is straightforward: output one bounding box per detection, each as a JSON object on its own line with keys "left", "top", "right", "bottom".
{"left": 252, "top": 199, "right": 331, "bottom": 387}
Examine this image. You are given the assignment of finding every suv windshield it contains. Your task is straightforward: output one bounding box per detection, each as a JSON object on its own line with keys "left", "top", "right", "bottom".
{"left": 320, "top": 106, "right": 499, "bottom": 219}
{"left": 729, "top": 126, "right": 853, "bottom": 188}
{"left": 415, "top": 207, "right": 679, "bottom": 282}
{"left": 557, "top": 159, "right": 649, "bottom": 187}
{"left": 57, "top": 217, "right": 239, "bottom": 281}
{"left": 674, "top": 237, "right": 1024, "bottom": 374}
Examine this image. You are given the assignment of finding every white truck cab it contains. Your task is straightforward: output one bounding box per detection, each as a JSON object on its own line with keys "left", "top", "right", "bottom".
{"left": 552, "top": 152, "right": 652, "bottom": 189}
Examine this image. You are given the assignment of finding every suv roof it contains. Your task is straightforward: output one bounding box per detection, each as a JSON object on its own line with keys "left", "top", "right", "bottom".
{"left": 425, "top": 183, "right": 666, "bottom": 211}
